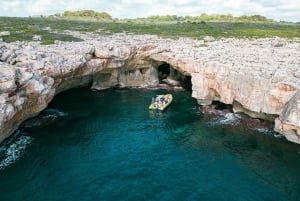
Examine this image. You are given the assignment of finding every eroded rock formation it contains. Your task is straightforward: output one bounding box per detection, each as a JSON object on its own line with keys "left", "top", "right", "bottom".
{"left": 0, "top": 33, "right": 299, "bottom": 143}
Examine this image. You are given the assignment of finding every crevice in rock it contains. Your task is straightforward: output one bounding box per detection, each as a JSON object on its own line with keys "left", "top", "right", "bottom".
{"left": 213, "top": 101, "right": 233, "bottom": 111}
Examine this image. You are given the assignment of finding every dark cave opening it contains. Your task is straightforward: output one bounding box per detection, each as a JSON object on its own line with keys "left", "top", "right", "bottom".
{"left": 157, "top": 62, "right": 192, "bottom": 91}
{"left": 158, "top": 63, "right": 170, "bottom": 81}
{"left": 182, "top": 76, "right": 192, "bottom": 91}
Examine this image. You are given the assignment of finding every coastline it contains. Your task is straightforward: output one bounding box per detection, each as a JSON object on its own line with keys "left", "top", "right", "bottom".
{"left": 0, "top": 33, "right": 299, "bottom": 143}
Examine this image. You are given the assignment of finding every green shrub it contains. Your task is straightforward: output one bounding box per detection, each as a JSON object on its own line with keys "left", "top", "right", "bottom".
{"left": 63, "top": 10, "right": 112, "bottom": 20}
{"left": 0, "top": 14, "right": 299, "bottom": 44}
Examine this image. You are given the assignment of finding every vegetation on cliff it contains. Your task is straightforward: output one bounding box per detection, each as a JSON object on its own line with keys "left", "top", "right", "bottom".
{"left": 136, "top": 14, "right": 274, "bottom": 23}
{"left": 0, "top": 10, "right": 299, "bottom": 45}
{"left": 61, "top": 10, "right": 112, "bottom": 21}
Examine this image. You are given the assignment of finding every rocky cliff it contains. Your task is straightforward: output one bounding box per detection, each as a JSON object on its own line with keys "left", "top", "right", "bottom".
{"left": 0, "top": 33, "right": 299, "bottom": 143}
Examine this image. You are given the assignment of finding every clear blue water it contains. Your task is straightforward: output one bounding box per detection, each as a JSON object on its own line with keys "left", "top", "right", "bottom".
{"left": 1, "top": 88, "right": 300, "bottom": 201}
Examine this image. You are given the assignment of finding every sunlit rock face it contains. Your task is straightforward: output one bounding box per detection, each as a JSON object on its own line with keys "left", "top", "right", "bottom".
{"left": 0, "top": 33, "right": 299, "bottom": 143}
{"left": 0, "top": 63, "right": 55, "bottom": 142}
{"left": 274, "top": 91, "right": 300, "bottom": 144}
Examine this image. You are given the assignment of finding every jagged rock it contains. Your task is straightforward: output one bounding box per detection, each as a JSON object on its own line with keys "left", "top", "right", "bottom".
{"left": 32, "top": 35, "right": 42, "bottom": 41}
{"left": 91, "top": 70, "right": 118, "bottom": 90}
{"left": 203, "top": 36, "right": 215, "bottom": 42}
{"left": 0, "top": 65, "right": 17, "bottom": 93}
{"left": 94, "top": 49, "right": 110, "bottom": 59}
{"left": 0, "top": 50, "right": 13, "bottom": 62}
{"left": 0, "top": 33, "right": 299, "bottom": 144}
{"left": 275, "top": 91, "right": 300, "bottom": 143}
{"left": 162, "top": 77, "right": 181, "bottom": 86}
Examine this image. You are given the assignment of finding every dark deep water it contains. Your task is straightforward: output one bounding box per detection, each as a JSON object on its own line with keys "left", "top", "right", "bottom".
{"left": 1, "top": 88, "right": 300, "bottom": 201}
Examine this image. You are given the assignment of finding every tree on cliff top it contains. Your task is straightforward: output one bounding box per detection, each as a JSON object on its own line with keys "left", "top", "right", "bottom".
{"left": 63, "top": 10, "right": 112, "bottom": 20}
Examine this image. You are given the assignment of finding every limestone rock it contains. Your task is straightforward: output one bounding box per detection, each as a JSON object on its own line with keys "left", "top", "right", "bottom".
{"left": 203, "top": 36, "right": 215, "bottom": 42}
{"left": 92, "top": 71, "right": 118, "bottom": 90}
{"left": 94, "top": 49, "right": 110, "bottom": 59}
{"left": 32, "top": 35, "right": 42, "bottom": 41}
{"left": 0, "top": 64, "right": 17, "bottom": 93}
{"left": 275, "top": 91, "right": 300, "bottom": 143}
{"left": 0, "top": 33, "right": 299, "bottom": 144}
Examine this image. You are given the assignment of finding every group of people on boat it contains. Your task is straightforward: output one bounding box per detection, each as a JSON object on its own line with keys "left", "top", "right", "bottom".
{"left": 152, "top": 95, "right": 169, "bottom": 109}
{"left": 149, "top": 94, "right": 173, "bottom": 110}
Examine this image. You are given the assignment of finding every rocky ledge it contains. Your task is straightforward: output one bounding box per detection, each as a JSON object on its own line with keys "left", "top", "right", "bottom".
{"left": 0, "top": 33, "right": 299, "bottom": 143}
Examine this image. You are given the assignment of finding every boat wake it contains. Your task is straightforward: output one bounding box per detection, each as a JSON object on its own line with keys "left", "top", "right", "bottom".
{"left": 0, "top": 131, "right": 32, "bottom": 170}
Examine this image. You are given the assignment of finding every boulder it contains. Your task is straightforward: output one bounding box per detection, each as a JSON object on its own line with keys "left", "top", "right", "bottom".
{"left": 32, "top": 35, "right": 42, "bottom": 41}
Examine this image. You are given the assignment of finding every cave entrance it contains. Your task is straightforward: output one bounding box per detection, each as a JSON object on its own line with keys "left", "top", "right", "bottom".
{"left": 158, "top": 63, "right": 170, "bottom": 81}
{"left": 157, "top": 62, "right": 192, "bottom": 91}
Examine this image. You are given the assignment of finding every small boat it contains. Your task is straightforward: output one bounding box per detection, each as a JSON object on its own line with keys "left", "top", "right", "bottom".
{"left": 149, "top": 94, "right": 173, "bottom": 111}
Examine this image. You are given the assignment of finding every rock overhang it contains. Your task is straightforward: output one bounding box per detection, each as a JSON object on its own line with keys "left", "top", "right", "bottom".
{"left": 0, "top": 33, "right": 299, "bottom": 144}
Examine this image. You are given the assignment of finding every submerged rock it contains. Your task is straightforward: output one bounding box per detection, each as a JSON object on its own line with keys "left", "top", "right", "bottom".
{"left": 20, "top": 108, "right": 67, "bottom": 129}
{"left": 201, "top": 104, "right": 273, "bottom": 133}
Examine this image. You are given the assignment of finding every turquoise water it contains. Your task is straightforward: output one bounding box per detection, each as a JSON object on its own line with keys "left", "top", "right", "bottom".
{"left": 1, "top": 88, "right": 300, "bottom": 201}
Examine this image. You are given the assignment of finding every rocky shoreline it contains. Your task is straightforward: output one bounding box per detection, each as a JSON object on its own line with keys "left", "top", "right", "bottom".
{"left": 0, "top": 33, "right": 299, "bottom": 143}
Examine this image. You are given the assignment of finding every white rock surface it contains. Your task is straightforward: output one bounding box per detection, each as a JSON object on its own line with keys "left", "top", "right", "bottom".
{"left": 0, "top": 33, "right": 299, "bottom": 143}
